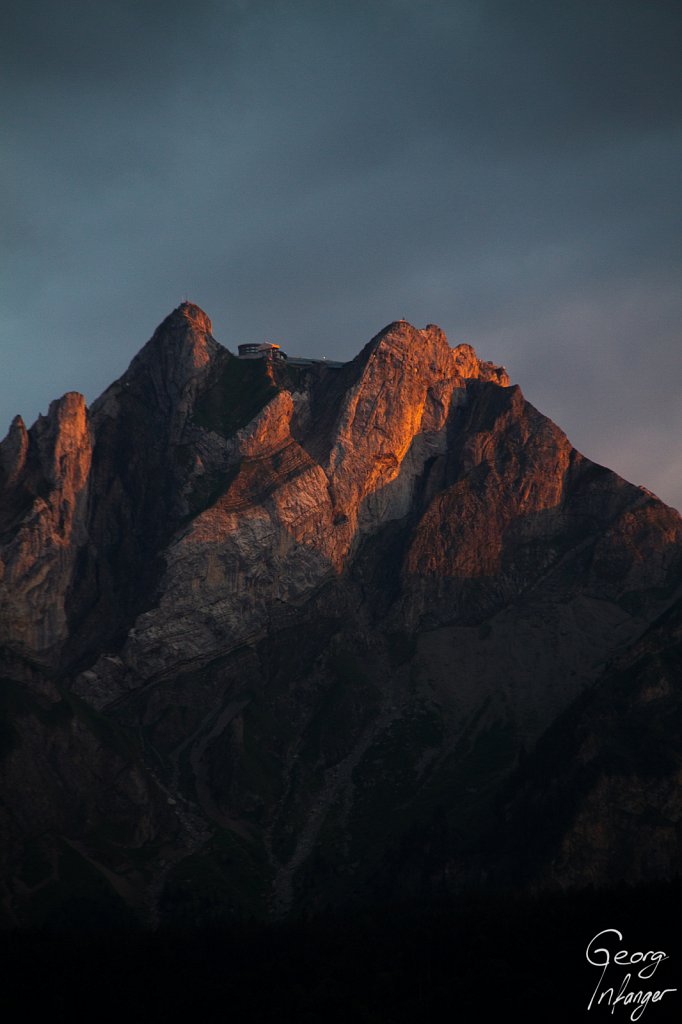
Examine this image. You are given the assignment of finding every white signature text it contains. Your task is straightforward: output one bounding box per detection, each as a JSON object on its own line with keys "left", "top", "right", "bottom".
{"left": 586, "top": 928, "right": 676, "bottom": 1021}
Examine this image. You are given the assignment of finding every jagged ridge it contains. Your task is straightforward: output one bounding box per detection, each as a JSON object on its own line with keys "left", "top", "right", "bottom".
{"left": 1, "top": 303, "right": 681, "bottom": 928}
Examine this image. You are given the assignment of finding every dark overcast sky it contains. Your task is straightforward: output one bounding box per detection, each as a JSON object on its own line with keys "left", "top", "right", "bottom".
{"left": 3, "top": 0, "right": 681, "bottom": 508}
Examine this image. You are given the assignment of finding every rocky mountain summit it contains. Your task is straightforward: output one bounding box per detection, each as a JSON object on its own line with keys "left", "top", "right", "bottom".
{"left": 1, "top": 302, "right": 681, "bottom": 928}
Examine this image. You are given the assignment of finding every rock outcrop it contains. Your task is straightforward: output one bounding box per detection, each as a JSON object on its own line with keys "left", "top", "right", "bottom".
{"left": 1, "top": 302, "right": 680, "bottom": 927}
{"left": 0, "top": 393, "right": 92, "bottom": 662}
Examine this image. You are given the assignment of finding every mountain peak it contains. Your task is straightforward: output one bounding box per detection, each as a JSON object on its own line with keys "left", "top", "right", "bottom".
{"left": 89, "top": 303, "right": 222, "bottom": 428}
{"left": 134, "top": 301, "right": 217, "bottom": 367}
{"left": 356, "top": 319, "right": 509, "bottom": 387}
{"left": 168, "top": 301, "right": 213, "bottom": 335}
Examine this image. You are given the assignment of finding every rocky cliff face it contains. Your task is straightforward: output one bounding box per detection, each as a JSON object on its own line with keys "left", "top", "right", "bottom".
{"left": 0, "top": 393, "right": 92, "bottom": 662}
{"left": 1, "top": 302, "right": 681, "bottom": 927}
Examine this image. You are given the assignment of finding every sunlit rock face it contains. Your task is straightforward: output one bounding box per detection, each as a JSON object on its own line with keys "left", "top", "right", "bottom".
{"left": 0, "top": 392, "right": 92, "bottom": 660}
{"left": 1, "top": 303, "right": 681, "bottom": 928}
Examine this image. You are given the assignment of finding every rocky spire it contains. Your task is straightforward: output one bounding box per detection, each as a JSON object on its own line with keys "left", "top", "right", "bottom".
{"left": 91, "top": 302, "right": 222, "bottom": 438}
